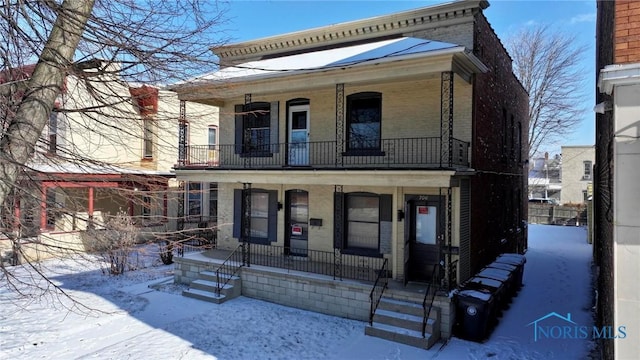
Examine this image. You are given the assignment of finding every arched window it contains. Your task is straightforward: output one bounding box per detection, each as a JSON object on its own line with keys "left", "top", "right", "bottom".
{"left": 346, "top": 92, "right": 382, "bottom": 152}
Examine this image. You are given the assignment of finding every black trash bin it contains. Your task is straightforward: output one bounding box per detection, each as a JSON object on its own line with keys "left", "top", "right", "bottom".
{"left": 495, "top": 253, "right": 526, "bottom": 290}
{"left": 454, "top": 289, "right": 494, "bottom": 341}
{"left": 476, "top": 267, "right": 514, "bottom": 297}
{"left": 466, "top": 276, "right": 507, "bottom": 312}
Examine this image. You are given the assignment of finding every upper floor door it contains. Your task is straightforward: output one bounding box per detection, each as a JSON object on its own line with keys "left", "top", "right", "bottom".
{"left": 288, "top": 105, "right": 309, "bottom": 166}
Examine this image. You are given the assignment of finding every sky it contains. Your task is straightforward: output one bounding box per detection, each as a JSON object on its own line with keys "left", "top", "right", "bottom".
{"left": 217, "top": 0, "right": 597, "bottom": 156}
{"left": 0, "top": 225, "right": 595, "bottom": 359}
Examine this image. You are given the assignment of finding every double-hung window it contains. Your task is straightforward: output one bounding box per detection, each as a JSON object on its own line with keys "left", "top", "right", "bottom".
{"left": 48, "top": 112, "right": 58, "bottom": 154}
{"left": 187, "top": 182, "right": 202, "bottom": 216}
{"left": 234, "top": 102, "right": 279, "bottom": 156}
{"left": 583, "top": 160, "right": 593, "bottom": 180}
{"left": 346, "top": 92, "right": 382, "bottom": 154}
{"left": 346, "top": 194, "right": 379, "bottom": 250}
{"left": 233, "top": 188, "right": 278, "bottom": 244}
{"left": 143, "top": 118, "right": 154, "bottom": 158}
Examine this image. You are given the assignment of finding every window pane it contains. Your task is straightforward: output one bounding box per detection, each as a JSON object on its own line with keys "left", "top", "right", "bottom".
{"left": 209, "top": 183, "right": 217, "bottom": 218}
{"left": 347, "top": 196, "right": 379, "bottom": 222}
{"left": 292, "top": 111, "right": 307, "bottom": 130}
{"left": 144, "top": 119, "right": 153, "bottom": 157}
{"left": 188, "top": 182, "right": 201, "bottom": 216}
{"left": 208, "top": 127, "right": 217, "bottom": 146}
{"left": 347, "top": 221, "right": 378, "bottom": 249}
{"left": 250, "top": 192, "right": 269, "bottom": 238}
{"left": 347, "top": 94, "right": 381, "bottom": 150}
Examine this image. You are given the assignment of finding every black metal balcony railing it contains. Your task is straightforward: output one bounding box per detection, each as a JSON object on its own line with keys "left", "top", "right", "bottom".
{"left": 178, "top": 137, "right": 469, "bottom": 169}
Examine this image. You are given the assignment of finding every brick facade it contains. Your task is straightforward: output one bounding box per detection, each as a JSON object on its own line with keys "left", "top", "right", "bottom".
{"left": 468, "top": 14, "right": 530, "bottom": 273}
{"left": 614, "top": 1, "right": 640, "bottom": 63}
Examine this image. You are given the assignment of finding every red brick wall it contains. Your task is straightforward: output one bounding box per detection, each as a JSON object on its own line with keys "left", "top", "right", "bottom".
{"left": 467, "top": 13, "right": 529, "bottom": 274}
{"left": 614, "top": 0, "right": 640, "bottom": 63}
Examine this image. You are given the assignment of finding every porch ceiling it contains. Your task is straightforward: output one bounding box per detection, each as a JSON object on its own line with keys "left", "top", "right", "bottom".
{"left": 173, "top": 37, "right": 487, "bottom": 104}
{"left": 174, "top": 169, "right": 467, "bottom": 188}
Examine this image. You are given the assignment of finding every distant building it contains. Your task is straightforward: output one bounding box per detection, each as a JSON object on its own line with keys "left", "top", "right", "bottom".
{"left": 528, "top": 153, "right": 561, "bottom": 201}
{"left": 559, "top": 146, "right": 595, "bottom": 205}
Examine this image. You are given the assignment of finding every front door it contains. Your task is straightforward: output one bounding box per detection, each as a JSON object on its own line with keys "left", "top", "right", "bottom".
{"left": 406, "top": 199, "right": 442, "bottom": 283}
{"left": 288, "top": 105, "right": 309, "bottom": 166}
{"left": 285, "top": 190, "right": 308, "bottom": 256}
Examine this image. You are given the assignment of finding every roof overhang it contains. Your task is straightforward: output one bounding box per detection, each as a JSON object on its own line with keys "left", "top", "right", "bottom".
{"left": 172, "top": 37, "right": 487, "bottom": 104}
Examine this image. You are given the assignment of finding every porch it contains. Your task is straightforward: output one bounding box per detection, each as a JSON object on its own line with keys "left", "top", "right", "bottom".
{"left": 176, "top": 136, "right": 470, "bottom": 170}
{"left": 174, "top": 243, "right": 457, "bottom": 342}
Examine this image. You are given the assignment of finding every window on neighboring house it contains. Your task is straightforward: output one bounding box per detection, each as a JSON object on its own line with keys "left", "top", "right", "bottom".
{"left": 142, "top": 195, "right": 151, "bottom": 217}
{"left": 45, "top": 188, "right": 57, "bottom": 229}
{"left": 48, "top": 112, "right": 58, "bottom": 154}
{"left": 235, "top": 102, "right": 279, "bottom": 156}
{"left": 233, "top": 188, "right": 277, "bottom": 244}
{"left": 143, "top": 118, "right": 154, "bottom": 158}
{"left": 208, "top": 126, "right": 217, "bottom": 149}
{"left": 187, "top": 182, "right": 202, "bottom": 216}
{"left": 346, "top": 92, "right": 382, "bottom": 153}
{"left": 209, "top": 183, "right": 218, "bottom": 220}
{"left": 583, "top": 161, "right": 593, "bottom": 180}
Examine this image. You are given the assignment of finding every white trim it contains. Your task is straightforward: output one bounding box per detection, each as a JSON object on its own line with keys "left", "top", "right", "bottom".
{"left": 598, "top": 63, "right": 640, "bottom": 95}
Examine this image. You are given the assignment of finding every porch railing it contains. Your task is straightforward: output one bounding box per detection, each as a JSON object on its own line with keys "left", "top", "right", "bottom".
{"left": 178, "top": 137, "right": 469, "bottom": 169}
{"left": 211, "top": 244, "right": 244, "bottom": 297}
{"left": 368, "top": 258, "right": 389, "bottom": 325}
{"left": 422, "top": 263, "right": 439, "bottom": 338}
{"left": 246, "top": 243, "right": 386, "bottom": 282}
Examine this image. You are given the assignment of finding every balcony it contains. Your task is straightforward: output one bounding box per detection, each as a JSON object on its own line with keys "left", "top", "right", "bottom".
{"left": 177, "top": 137, "right": 469, "bottom": 170}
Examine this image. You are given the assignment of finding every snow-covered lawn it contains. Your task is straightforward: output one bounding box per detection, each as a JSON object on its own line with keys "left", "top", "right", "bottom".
{"left": 0, "top": 225, "right": 594, "bottom": 359}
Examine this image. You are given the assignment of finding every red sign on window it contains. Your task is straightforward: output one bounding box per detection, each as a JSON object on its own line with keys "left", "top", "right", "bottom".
{"left": 291, "top": 225, "right": 303, "bottom": 236}
{"left": 418, "top": 206, "right": 429, "bottom": 215}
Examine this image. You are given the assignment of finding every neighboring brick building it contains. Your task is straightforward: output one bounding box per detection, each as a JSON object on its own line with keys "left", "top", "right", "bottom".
{"left": 171, "top": 0, "right": 527, "bottom": 348}
{"left": 596, "top": 1, "right": 640, "bottom": 359}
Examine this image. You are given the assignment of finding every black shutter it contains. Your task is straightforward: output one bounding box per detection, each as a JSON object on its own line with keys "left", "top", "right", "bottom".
{"left": 333, "top": 191, "right": 345, "bottom": 249}
{"left": 233, "top": 189, "right": 242, "bottom": 238}
{"left": 270, "top": 101, "right": 279, "bottom": 153}
{"left": 234, "top": 104, "right": 244, "bottom": 154}
{"left": 268, "top": 190, "right": 278, "bottom": 242}
{"left": 379, "top": 194, "right": 392, "bottom": 222}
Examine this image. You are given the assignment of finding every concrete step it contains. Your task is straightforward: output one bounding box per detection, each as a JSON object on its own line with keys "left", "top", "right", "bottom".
{"left": 378, "top": 297, "right": 438, "bottom": 320}
{"left": 365, "top": 322, "right": 436, "bottom": 349}
{"left": 199, "top": 270, "right": 241, "bottom": 285}
{"left": 373, "top": 309, "right": 437, "bottom": 334}
{"left": 182, "top": 288, "right": 228, "bottom": 304}
{"left": 190, "top": 279, "right": 233, "bottom": 293}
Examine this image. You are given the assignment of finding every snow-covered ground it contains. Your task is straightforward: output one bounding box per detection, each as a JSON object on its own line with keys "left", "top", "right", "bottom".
{"left": 0, "top": 225, "right": 594, "bottom": 359}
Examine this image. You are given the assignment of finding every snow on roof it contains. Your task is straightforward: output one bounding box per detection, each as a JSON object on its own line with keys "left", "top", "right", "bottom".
{"left": 197, "top": 37, "right": 460, "bottom": 83}
{"left": 27, "top": 160, "right": 174, "bottom": 177}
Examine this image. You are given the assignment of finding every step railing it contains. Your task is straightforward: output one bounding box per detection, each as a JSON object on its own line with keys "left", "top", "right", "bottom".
{"left": 368, "top": 258, "right": 389, "bottom": 325}
{"left": 213, "top": 244, "right": 244, "bottom": 296}
{"left": 422, "top": 264, "right": 439, "bottom": 337}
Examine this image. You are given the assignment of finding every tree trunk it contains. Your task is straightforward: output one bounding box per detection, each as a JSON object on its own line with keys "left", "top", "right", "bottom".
{"left": 0, "top": 0, "right": 95, "bottom": 206}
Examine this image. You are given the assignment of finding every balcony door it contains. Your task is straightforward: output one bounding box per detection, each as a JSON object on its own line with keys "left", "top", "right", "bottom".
{"left": 288, "top": 105, "right": 309, "bottom": 166}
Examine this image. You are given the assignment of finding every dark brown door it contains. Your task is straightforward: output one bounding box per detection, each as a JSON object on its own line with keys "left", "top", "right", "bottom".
{"left": 285, "top": 190, "right": 308, "bottom": 256}
{"left": 407, "top": 200, "right": 442, "bottom": 283}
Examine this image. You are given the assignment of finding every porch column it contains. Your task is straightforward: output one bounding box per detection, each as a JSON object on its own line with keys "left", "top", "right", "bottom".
{"left": 333, "top": 184, "right": 344, "bottom": 280}
{"left": 178, "top": 100, "right": 187, "bottom": 166}
{"left": 440, "top": 72, "right": 454, "bottom": 167}
{"left": 242, "top": 182, "right": 252, "bottom": 266}
{"left": 335, "top": 83, "right": 344, "bottom": 166}
{"left": 243, "top": 94, "right": 252, "bottom": 168}
{"left": 40, "top": 184, "right": 47, "bottom": 230}
{"left": 88, "top": 187, "right": 95, "bottom": 228}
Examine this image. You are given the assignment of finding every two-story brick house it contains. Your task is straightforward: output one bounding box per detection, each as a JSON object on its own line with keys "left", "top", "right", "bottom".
{"left": 171, "top": 0, "right": 527, "bottom": 348}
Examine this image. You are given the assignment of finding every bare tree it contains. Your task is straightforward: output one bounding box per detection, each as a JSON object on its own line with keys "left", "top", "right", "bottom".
{"left": 1, "top": 0, "right": 226, "bottom": 300}
{"left": 505, "top": 24, "right": 588, "bottom": 159}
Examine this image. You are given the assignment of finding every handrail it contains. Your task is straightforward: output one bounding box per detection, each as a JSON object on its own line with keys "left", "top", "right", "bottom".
{"left": 422, "top": 264, "right": 439, "bottom": 338}
{"left": 368, "top": 258, "right": 389, "bottom": 325}
{"left": 214, "top": 244, "right": 244, "bottom": 297}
